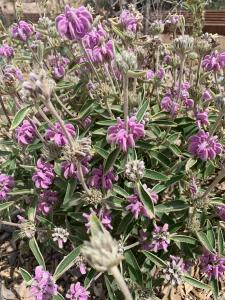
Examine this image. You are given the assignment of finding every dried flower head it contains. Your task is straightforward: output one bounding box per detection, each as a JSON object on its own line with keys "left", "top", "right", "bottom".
{"left": 124, "top": 160, "right": 145, "bottom": 182}
{"left": 173, "top": 35, "right": 194, "bottom": 57}
{"left": 82, "top": 229, "right": 123, "bottom": 272}
{"left": 63, "top": 137, "right": 92, "bottom": 164}
{"left": 52, "top": 227, "right": 69, "bottom": 249}
{"left": 82, "top": 188, "right": 103, "bottom": 205}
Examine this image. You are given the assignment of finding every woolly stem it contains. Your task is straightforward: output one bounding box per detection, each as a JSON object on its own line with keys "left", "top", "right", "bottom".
{"left": 77, "top": 162, "right": 91, "bottom": 196}
{"left": 109, "top": 266, "right": 133, "bottom": 300}
{"left": 123, "top": 74, "right": 129, "bottom": 129}
{"left": 201, "top": 166, "right": 225, "bottom": 200}
{"left": 177, "top": 55, "right": 186, "bottom": 103}
{"left": 104, "top": 63, "right": 116, "bottom": 94}
{"left": 209, "top": 110, "right": 224, "bottom": 136}
{"left": 54, "top": 93, "right": 75, "bottom": 118}
{"left": 195, "top": 56, "right": 202, "bottom": 89}
{"left": 0, "top": 95, "right": 11, "bottom": 126}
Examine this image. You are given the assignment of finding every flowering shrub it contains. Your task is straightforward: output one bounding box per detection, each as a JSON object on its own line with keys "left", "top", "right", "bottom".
{"left": 1, "top": 3, "right": 225, "bottom": 300}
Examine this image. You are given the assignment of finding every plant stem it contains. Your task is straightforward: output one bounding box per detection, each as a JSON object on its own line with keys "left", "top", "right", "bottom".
{"left": 109, "top": 265, "right": 133, "bottom": 300}
{"left": 209, "top": 110, "right": 224, "bottom": 136}
{"left": 0, "top": 95, "right": 11, "bottom": 126}
{"left": 195, "top": 56, "right": 202, "bottom": 89}
{"left": 201, "top": 166, "right": 225, "bottom": 200}
{"left": 54, "top": 93, "right": 75, "bottom": 118}
{"left": 0, "top": 220, "right": 22, "bottom": 228}
{"left": 77, "top": 162, "right": 91, "bottom": 196}
{"left": 177, "top": 55, "right": 186, "bottom": 103}
{"left": 123, "top": 74, "right": 129, "bottom": 129}
{"left": 104, "top": 64, "right": 116, "bottom": 94}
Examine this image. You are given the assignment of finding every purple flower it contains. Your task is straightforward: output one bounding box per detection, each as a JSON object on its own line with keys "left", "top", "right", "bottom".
{"left": 30, "top": 266, "right": 58, "bottom": 300}
{"left": 188, "top": 130, "right": 222, "bottom": 161}
{"left": 61, "top": 156, "right": 90, "bottom": 180}
{"left": 87, "top": 40, "right": 114, "bottom": 64}
{"left": 37, "top": 190, "right": 58, "bottom": 216}
{"left": 11, "top": 21, "right": 33, "bottom": 41}
{"left": 183, "top": 98, "right": 194, "bottom": 108}
{"left": 202, "top": 89, "right": 212, "bottom": 102}
{"left": 120, "top": 10, "right": 138, "bottom": 33}
{"left": 161, "top": 96, "right": 179, "bottom": 116}
{"left": 83, "top": 208, "right": 113, "bottom": 232}
{"left": 142, "top": 184, "right": 158, "bottom": 204}
{"left": 107, "top": 117, "right": 145, "bottom": 152}
{"left": 56, "top": 5, "right": 93, "bottom": 40}
{"left": 32, "top": 159, "right": 55, "bottom": 189}
{"left": 155, "top": 67, "right": 165, "bottom": 80}
{"left": 81, "top": 116, "right": 92, "bottom": 128}
{"left": 66, "top": 282, "right": 89, "bottom": 300}
{"left": 189, "top": 179, "right": 199, "bottom": 198}
{"left": 165, "top": 14, "right": 183, "bottom": 26}
{"left": 200, "top": 251, "right": 225, "bottom": 280}
{"left": 45, "top": 122, "right": 76, "bottom": 147}
{"left": 16, "top": 120, "right": 36, "bottom": 146}
{"left": 3, "top": 65, "right": 23, "bottom": 82}
{"left": 139, "top": 230, "right": 151, "bottom": 250}
{"left": 0, "top": 44, "right": 14, "bottom": 59}
{"left": 88, "top": 166, "right": 118, "bottom": 190}
{"left": 163, "top": 54, "right": 171, "bottom": 64}
{"left": 202, "top": 51, "right": 225, "bottom": 72}
{"left": 126, "top": 193, "right": 147, "bottom": 219}
{"left": 195, "top": 109, "right": 209, "bottom": 128}
{"left": 48, "top": 54, "right": 69, "bottom": 79}
{"left": 83, "top": 24, "right": 107, "bottom": 49}
{"left": 217, "top": 205, "right": 225, "bottom": 221}
{"left": 146, "top": 69, "right": 154, "bottom": 81}
{"left": 0, "top": 174, "right": 14, "bottom": 200}
{"left": 150, "top": 223, "right": 170, "bottom": 252}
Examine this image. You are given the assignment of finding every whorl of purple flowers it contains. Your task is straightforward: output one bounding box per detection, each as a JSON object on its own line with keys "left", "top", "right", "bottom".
{"left": 61, "top": 156, "right": 90, "bottom": 180}
{"left": 217, "top": 205, "right": 225, "bottom": 221}
{"left": 161, "top": 95, "right": 179, "bottom": 116}
{"left": 37, "top": 190, "right": 58, "bottom": 216}
{"left": 120, "top": 10, "right": 138, "bottom": 33}
{"left": 195, "top": 109, "right": 209, "bottom": 129}
{"left": 32, "top": 159, "right": 55, "bottom": 189}
{"left": 188, "top": 130, "right": 222, "bottom": 161}
{"left": 86, "top": 40, "right": 114, "bottom": 64}
{"left": 3, "top": 65, "right": 23, "bottom": 82}
{"left": 30, "top": 266, "right": 58, "bottom": 300}
{"left": 0, "top": 173, "right": 14, "bottom": 201}
{"left": 48, "top": 54, "right": 69, "bottom": 79}
{"left": 107, "top": 117, "right": 145, "bottom": 152}
{"left": 56, "top": 5, "right": 93, "bottom": 40}
{"left": 83, "top": 24, "right": 107, "bottom": 49}
{"left": 202, "top": 51, "right": 225, "bottom": 72}
{"left": 45, "top": 122, "right": 76, "bottom": 147}
{"left": 88, "top": 166, "right": 118, "bottom": 190}
{"left": 11, "top": 21, "right": 33, "bottom": 41}
{"left": 150, "top": 223, "right": 170, "bottom": 252}
{"left": 83, "top": 208, "right": 113, "bottom": 232}
{"left": 66, "top": 282, "right": 89, "bottom": 300}
{"left": 0, "top": 44, "right": 14, "bottom": 59}
{"left": 16, "top": 120, "right": 37, "bottom": 146}
{"left": 200, "top": 251, "right": 225, "bottom": 280}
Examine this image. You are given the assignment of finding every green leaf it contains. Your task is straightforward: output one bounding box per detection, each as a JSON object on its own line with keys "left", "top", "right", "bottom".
{"left": 63, "top": 179, "right": 76, "bottom": 205}
{"left": 170, "top": 235, "right": 197, "bottom": 245}
{"left": 78, "top": 99, "right": 95, "bottom": 119}
{"left": 182, "top": 275, "right": 210, "bottom": 290}
{"left": 168, "top": 144, "right": 182, "bottom": 156}
{"left": 29, "top": 238, "right": 46, "bottom": 269}
{"left": 19, "top": 268, "right": 32, "bottom": 283}
{"left": 136, "top": 100, "right": 149, "bottom": 122}
{"left": 8, "top": 189, "right": 34, "bottom": 196}
{"left": 185, "top": 158, "right": 197, "bottom": 171}
{"left": 94, "top": 146, "right": 108, "bottom": 159}
{"left": 206, "top": 220, "right": 216, "bottom": 249}
{"left": 113, "top": 185, "right": 129, "bottom": 197}
{"left": 90, "top": 214, "right": 105, "bottom": 236}
{"left": 149, "top": 150, "right": 170, "bottom": 167}
{"left": 53, "top": 246, "right": 81, "bottom": 280}
{"left": 53, "top": 293, "right": 65, "bottom": 300}
{"left": 124, "top": 250, "right": 142, "bottom": 285}
{"left": 144, "top": 169, "right": 168, "bottom": 181}
{"left": 96, "top": 120, "right": 117, "bottom": 126}
{"left": 0, "top": 201, "right": 14, "bottom": 211}
{"left": 104, "top": 275, "right": 116, "bottom": 300}
{"left": 143, "top": 251, "right": 167, "bottom": 268}
{"left": 103, "top": 148, "right": 120, "bottom": 175}
{"left": 11, "top": 105, "right": 31, "bottom": 130}
{"left": 218, "top": 228, "right": 224, "bottom": 256}
{"left": 210, "top": 279, "right": 219, "bottom": 299}
{"left": 196, "top": 231, "right": 215, "bottom": 253}
{"left": 137, "top": 182, "right": 155, "bottom": 218}
{"left": 84, "top": 269, "right": 96, "bottom": 288}
{"left": 155, "top": 200, "right": 188, "bottom": 213}
{"left": 28, "top": 198, "right": 36, "bottom": 222}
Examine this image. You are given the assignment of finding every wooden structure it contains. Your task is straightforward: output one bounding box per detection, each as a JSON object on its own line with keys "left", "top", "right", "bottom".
{"left": 203, "top": 10, "right": 225, "bottom": 35}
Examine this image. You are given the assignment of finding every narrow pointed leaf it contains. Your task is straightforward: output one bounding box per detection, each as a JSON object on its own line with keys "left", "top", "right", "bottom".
{"left": 143, "top": 251, "right": 167, "bottom": 268}
{"left": 218, "top": 228, "right": 224, "bottom": 256}
{"left": 0, "top": 201, "right": 14, "bottom": 211}
{"left": 144, "top": 169, "right": 168, "bottom": 181}
{"left": 137, "top": 182, "right": 155, "bottom": 218}
{"left": 11, "top": 105, "right": 31, "bottom": 130}
{"left": 124, "top": 250, "right": 142, "bottom": 285}
{"left": 170, "top": 235, "right": 197, "bottom": 245}
{"left": 136, "top": 100, "right": 149, "bottom": 122}
{"left": 103, "top": 148, "right": 120, "bottom": 175}
{"left": 196, "top": 231, "right": 214, "bottom": 253}
{"left": 210, "top": 279, "right": 219, "bottom": 299}
{"left": 20, "top": 268, "right": 32, "bottom": 283}
{"left": 182, "top": 275, "right": 210, "bottom": 290}
{"left": 29, "top": 238, "right": 46, "bottom": 269}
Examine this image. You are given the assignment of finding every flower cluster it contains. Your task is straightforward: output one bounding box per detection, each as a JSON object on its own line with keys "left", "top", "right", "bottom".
{"left": 66, "top": 282, "right": 89, "bottom": 300}
{"left": 30, "top": 266, "right": 58, "bottom": 300}
{"left": 11, "top": 21, "right": 33, "bottom": 41}
{"left": 83, "top": 208, "right": 113, "bottom": 232}
{"left": 0, "top": 44, "right": 14, "bottom": 59}
{"left": 107, "top": 117, "right": 144, "bottom": 152}
{"left": 200, "top": 251, "right": 225, "bottom": 280}
{"left": 88, "top": 165, "right": 118, "bottom": 190}
{"left": 32, "top": 159, "right": 55, "bottom": 189}
{"left": 45, "top": 122, "right": 76, "bottom": 147}
{"left": 48, "top": 54, "right": 69, "bottom": 79}
{"left": 0, "top": 174, "right": 14, "bottom": 200}
{"left": 202, "top": 51, "right": 225, "bottom": 72}
{"left": 37, "top": 190, "right": 58, "bottom": 216}
{"left": 16, "top": 120, "right": 36, "bottom": 146}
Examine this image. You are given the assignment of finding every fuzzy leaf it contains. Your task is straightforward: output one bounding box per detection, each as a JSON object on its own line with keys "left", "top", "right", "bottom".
{"left": 53, "top": 246, "right": 81, "bottom": 280}
{"left": 63, "top": 179, "right": 76, "bottom": 205}
{"left": 143, "top": 251, "right": 167, "bottom": 268}
{"left": 210, "top": 278, "right": 219, "bottom": 299}
{"left": 182, "top": 275, "right": 210, "bottom": 290}
{"left": 144, "top": 169, "right": 168, "bottom": 181}
{"left": 196, "top": 231, "right": 215, "bottom": 253}
{"left": 103, "top": 148, "right": 120, "bottom": 175}
{"left": 104, "top": 275, "right": 116, "bottom": 300}
{"left": 19, "top": 268, "right": 32, "bottom": 283}
{"left": 206, "top": 220, "right": 216, "bottom": 249}
{"left": 170, "top": 235, "right": 197, "bottom": 245}
{"left": 124, "top": 250, "right": 142, "bottom": 285}
{"left": 29, "top": 238, "right": 46, "bottom": 269}
{"left": 53, "top": 293, "right": 65, "bottom": 300}
{"left": 218, "top": 228, "right": 224, "bottom": 256}
{"left": 0, "top": 201, "right": 14, "bottom": 211}
{"left": 136, "top": 100, "right": 149, "bottom": 122}
{"left": 11, "top": 105, "right": 31, "bottom": 130}
{"left": 155, "top": 201, "right": 188, "bottom": 213}
{"left": 137, "top": 182, "right": 155, "bottom": 218}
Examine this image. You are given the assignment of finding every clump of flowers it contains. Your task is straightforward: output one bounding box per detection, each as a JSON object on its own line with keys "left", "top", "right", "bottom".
{"left": 162, "top": 256, "right": 186, "bottom": 286}
{"left": 0, "top": 174, "right": 14, "bottom": 200}
{"left": 11, "top": 20, "right": 33, "bottom": 41}
{"left": 48, "top": 54, "right": 69, "bottom": 79}
{"left": 107, "top": 117, "right": 144, "bottom": 152}
{"left": 16, "top": 120, "right": 37, "bottom": 146}
{"left": 32, "top": 159, "right": 55, "bottom": 189}
{"left": 66, "top": 282, "right": 89, "bottom": 300}
{"left": 88, "top": 165, "right": 118, "bottom": 190}
{"left": 83, "top": 208, "right": 113, "bottom": 232}
{"left": 124, "top": 160, "right": 145, "bottom": 181}
{"left": 45, "top": 122, "right": 76, "bottom": 147}
{"left": 37, "top": 190, "right": 58, "bottom": 216}
{"left": 30, "top": 266, "right": 58, "bottom": 299}
{"left": 150, "top": 223, "right": 170, "bottom": 252}
{"left": 200, "top": 251, "right": 225, "bottom": 280}
{"left": 61, "top": 156, "right": 90, "bottom": 180}
{"left": 0, "top": 44, "right": 14, "bottom": 59}
{"left": 202, "top": 51, "right": 225, "bottom": 72}
{"left": 188, "top": 130, "right": 222, "bottom": 161}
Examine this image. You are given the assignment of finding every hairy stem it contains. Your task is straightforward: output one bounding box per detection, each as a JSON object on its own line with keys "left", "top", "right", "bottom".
{"left": 77, "top": 162, "right": 91, "bottom": 196}
{"left": 54, "top": 93, "right": 75, "bottom": 118}
{"left": 123, "top": 74, "right": 129, "bottom": 129}
{"left": 109, "top": 266, "right": 133, "bottom": 300}
{"left": 209, "top": 110, "right": 224, "bottom": 136}
{"left": 0, "top": 95, "right": 11, "bottom": 126}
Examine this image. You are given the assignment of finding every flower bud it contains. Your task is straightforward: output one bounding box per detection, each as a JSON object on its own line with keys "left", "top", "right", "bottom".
{"left": 173, "top": 35, "right": 194, "bottom": 57}
{"left": 52, "top": 227, "right": 69, "bottom": 249}
{"left": 125, "top": 160, "right": 145, "bottom": 182}
{"left": 150, "top": 20, "right": 164, "bottom": 36}
{"left": 82, "top": 229, "right": 123, "bottom": 272}
{"left": 116, "top": 50, "right": 137, "bottom": 74}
